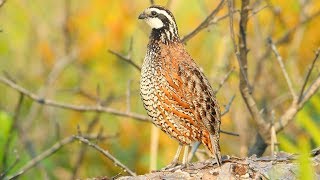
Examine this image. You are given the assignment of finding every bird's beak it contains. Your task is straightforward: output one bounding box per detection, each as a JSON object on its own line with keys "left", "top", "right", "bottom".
{"left": 138, "top": 12, "right": 147, "bottom": 20}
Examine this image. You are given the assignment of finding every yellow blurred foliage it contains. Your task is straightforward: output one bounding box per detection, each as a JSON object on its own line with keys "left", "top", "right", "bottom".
{"left": 37, "top": 40, "right": 56, "bottom": 67}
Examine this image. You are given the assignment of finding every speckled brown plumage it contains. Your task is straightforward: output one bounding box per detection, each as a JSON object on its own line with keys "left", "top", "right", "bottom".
{"left": 139, "top": 5, "right": 222, "bottom": 166}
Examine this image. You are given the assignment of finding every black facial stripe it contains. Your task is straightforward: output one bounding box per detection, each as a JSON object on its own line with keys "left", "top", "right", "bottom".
{"left": 158, "top": 14, "right": 171, "bottom": 27}
{"left": 149, "top": 5, "right": 174, "bottom": 18}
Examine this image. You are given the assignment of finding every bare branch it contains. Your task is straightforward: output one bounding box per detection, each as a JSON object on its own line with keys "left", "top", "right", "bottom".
{"left": 215, "top": 67, "right": 235, "bottom": 93}
{"left": 268, "top": 38, "right": 297, "bottom": 101}
{"left": 71, "top": 114, "right": 101, "bottom": 179}
{"left": 6, "top": 134, "right": 113, "bottom": 180}
{"left": 220, "top": 130, "right": 239, "bottom": 137}
{"left": 207, "top": 10, "right": 239, "bottom": 27}
{"left": 275, "top": 75, "right": 320, "bottom": 133}
{"left": 228, "top": 0, "right": 269, "bottom": 140}
{"left": 73, "top": 135, "right": 136, "bottom": 176}
{"left": 181, "top": 0, "right": 225, "bottom": 43}
{"left": 250, "top": 63, "right": 320, "bottom": 156}
{"left": 221, "top": 95, "right": 235, "bottom": 116}
{"left": 254, "top": 9, "right": 320, "bottom": 86}
{"left": 299, "top": 75, "right": 320, "bottom": 105}
{"left": 227, "top": 0, "right": 252, "bottom": 90}
{"left": 276, "top": 10, "right": 320, "bottom": 45}
{"left": 0, "top": 76, "right": 236, "bottom": 137}
{"left": 24, "top": 50, "right": 78, "bottom": 131}
{"left": 248, "top": 5, "right": 269, "bottom": 18}
{"left": 0, "top": 76, "right": 151, "bottom": 122}
{"left": 108, "top": 49, "right": 141, "bottom": 71}
{"left": 298, "top": 48, "right": 320, "bottom": 102}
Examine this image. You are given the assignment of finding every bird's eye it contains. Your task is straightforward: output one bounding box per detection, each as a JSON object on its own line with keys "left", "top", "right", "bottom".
{"left": 151, "top": 11, "right": 157, "bottom": 16}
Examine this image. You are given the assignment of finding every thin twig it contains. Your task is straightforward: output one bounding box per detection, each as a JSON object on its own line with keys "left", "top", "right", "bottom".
{"left": 108, "top": 49, "right": 141, "bottom": 71}
{"left": 215, "top": 67, "right": 235, "bottom": 93}
{"left": 220, "top": 95, "right": 239, "bottom": 137}
{"left": 220, "top": 130, "right": 239, "bottom": 136}
{"left": 275, "top": 75, "right": 320, "bottom": 133}
{"left": 221, "top": 95, "right": 236, "bottom": 116}
{"left": 71, "top": 114, "right": 101, "bottom": 179}
{"left": 298, "top": 48, "right": 320, "bottom": 102}
{"left": 6, "top": 134, "right": 112, "bottom": 180}
{"left": 0, "top": 76, "right": 151, "bottom": 122}
{"left": 227, "top": 0, "right": 252, "bottom": 91}
{"left": 7, "top": 50, "right": 77, "bottom": 179}
{"left": 208, "top": 10, "right": 240, "bottom": 26}
{"left": 276, "top": 10, "right": 320, "bottom": 45}
{"left": 0, "top": 76, "right": 236, "bottom": 136}
{"left": 248, "top": 5, "right": 269, "bottom": 18}
{"left": 253, "top": 9, "right": 320, "bottom": 86}
{"left": 73, "top": 135, "right": 136, "bottom": 176}
{"left": 24, "top": 50, "right": 78, "bottom": 130}
{"left": 181, "top": 0, "right": 225, "bottom": 43}
{"left": 299, "top": 74, "right": 320, "bottom": 105}
{"left": 268, "top": 38, "right": 297, "bottom": 101}
{"left": 228, "top": 0, "right": 269, "bottom": 139}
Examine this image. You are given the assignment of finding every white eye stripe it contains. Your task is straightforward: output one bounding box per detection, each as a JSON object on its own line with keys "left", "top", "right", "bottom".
{"left": 148, "top": 8, "right": 175, "bottom": 25}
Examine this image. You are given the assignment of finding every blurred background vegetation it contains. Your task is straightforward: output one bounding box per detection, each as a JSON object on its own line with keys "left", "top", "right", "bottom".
{"left": 0, "top": 0, "right": 319, "bottom": 179}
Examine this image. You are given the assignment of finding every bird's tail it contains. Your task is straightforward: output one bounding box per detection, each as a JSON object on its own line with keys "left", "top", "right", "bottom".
{"left": 210, "top": 134, "right": 222, "bottom": 166}
{"left": 202, "top": 132, "right": 222, "bottom": 166}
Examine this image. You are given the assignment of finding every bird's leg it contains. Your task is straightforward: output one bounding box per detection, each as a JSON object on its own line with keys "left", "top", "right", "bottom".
{"left": 172, "top": 144, "right": 183, "bottom": 164}
{"left": 182, "top": 145, "right": 189, "bottom": 165}
{"left": 210, "top": 134, "right": 222, "bottom": 166}
{"left": 163, "top": 144, "right": 183, "bottom": 169}
{"left": 188, "top": 141, "right": 201, "bottom": 162}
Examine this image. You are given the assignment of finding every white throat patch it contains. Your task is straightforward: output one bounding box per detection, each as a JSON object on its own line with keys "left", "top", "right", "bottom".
{"left": 145, "top": 17, "right": 164, "bottom": 29}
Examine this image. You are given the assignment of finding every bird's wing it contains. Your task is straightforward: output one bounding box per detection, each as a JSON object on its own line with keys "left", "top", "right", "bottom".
{"left": 177, "top": 61, "right": 221, "bottom": 136}
{"left": 158, "top": 43, "right": 221, "bottom": 139}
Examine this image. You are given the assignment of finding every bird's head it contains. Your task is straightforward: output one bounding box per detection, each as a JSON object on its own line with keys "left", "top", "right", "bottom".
{"left": 138, "top": 5, "right": 179, "bottom": 43}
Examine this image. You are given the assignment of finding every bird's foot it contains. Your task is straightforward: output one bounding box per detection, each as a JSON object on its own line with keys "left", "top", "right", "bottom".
{"left": 161, "top": 162, "right": 192, "bottom": 171}
{"left": 212, "top": 155, "right": 230, "bottom": 166}
{"left": 161, "top": 161, "right": 180, "bottom": 171}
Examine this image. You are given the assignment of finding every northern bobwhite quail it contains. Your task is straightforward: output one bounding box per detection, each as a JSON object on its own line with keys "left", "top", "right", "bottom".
{"left": 139, "top": 5, "right": 222, "bottom": 167}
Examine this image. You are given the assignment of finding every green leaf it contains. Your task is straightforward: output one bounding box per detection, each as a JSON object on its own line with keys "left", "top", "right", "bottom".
{"left": 0, "top": 111, "right": 13, "bottom": 160}
{"left": 296, "top": 111, "right": 320, "bottom": 146}
{"left": 297, "top": 136, "right": 313, "bottom": 180}
{"left": 278, "top": 135, "right": 299, "bottom": 153}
